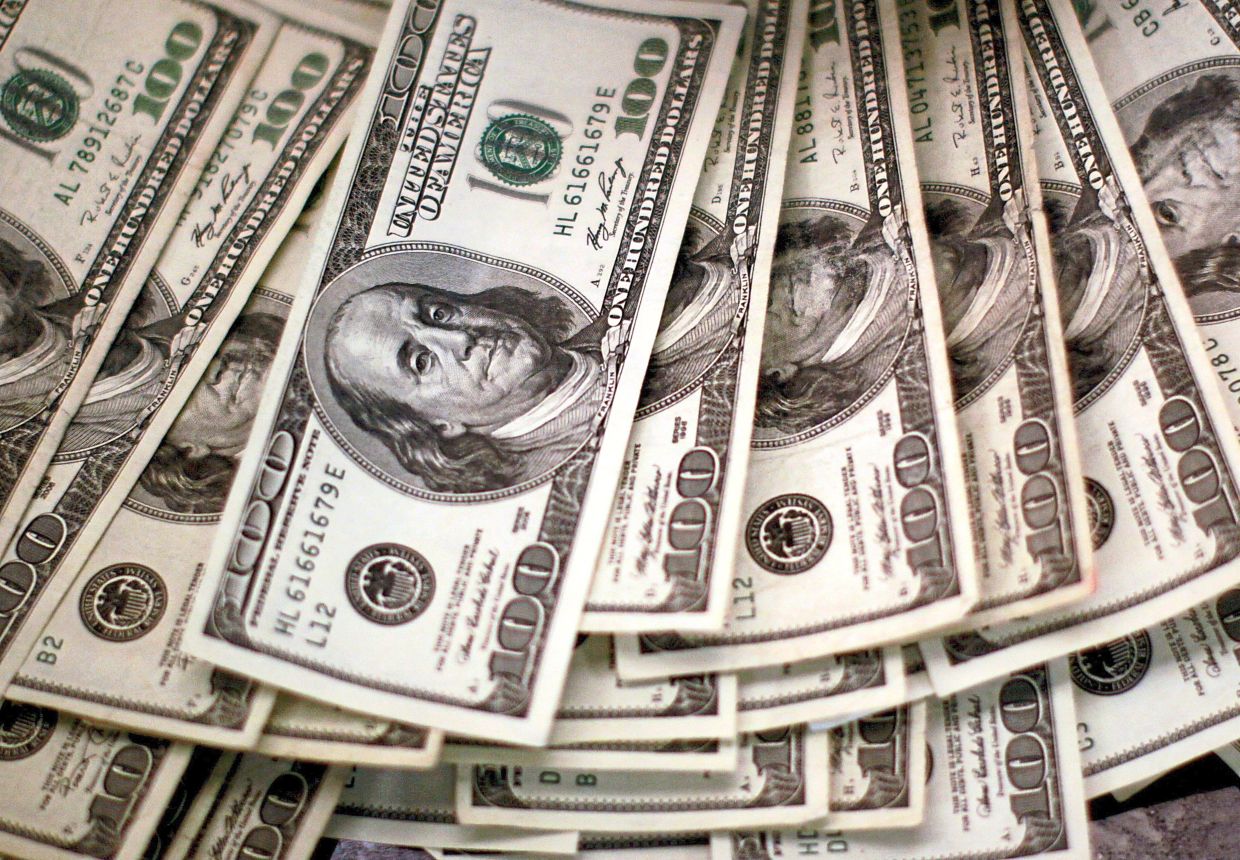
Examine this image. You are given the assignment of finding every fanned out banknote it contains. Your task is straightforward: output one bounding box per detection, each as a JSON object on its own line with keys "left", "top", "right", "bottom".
{"left": 160, "top": 752, "right": 345, "bottom": 860}
{"left": 443, "top": 634, "right": 738, "bottom": 745}
{"left": 443, "top": 735, "right": 738, "bottom": 773}
{"left": 921, "top": 0, "right": 1240, "bottom": 695}
{"left": 328, "top": 763, "right": 581, "bottom": 855}
{"left": 1075, "top": 0, "right": 1240, "bottom": 435}
{"left": 736, "top": 648, "right": 904, "bottom": 732}
{"left": 456, "top": 724, "right": 828, "bottom": 833}
{"left": 4, "top": 9, "right": 378, "bottom": 740}
{"left": 902, "top": 0, "right": 1092, "bottom": 628}
{"left": 0, "top": 0, "right": 276, "bottom": 564}
{"left": 1070, "top": 591, "right": 1240, "bottom": 798}
{"left": 717, "top": 663, "right": 1089, "bottom": 860}
{"left": 254, "top": 693, "right": 442, "bottom": 768}
{"left": 615, "top": 0, "right": 977, "bottom": 680}
{"left": 823, "top": 703, "right": 926, "bottom": 831}
{"left": 184, "top": 0, "right": 745, "bottom": 745}
{"left": 0, "top": 700, "right": 191, "bottom": 860}
{"left": 583, "top": 0, "right": 807, "bottom": 633}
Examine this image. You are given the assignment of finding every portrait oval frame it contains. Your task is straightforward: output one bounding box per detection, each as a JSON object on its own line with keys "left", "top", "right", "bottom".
{"left": 751, "top": 200, "right": 914, "bottom": 449}
{"left": 302, "top": 242, "right": 597, "bottom": 503}
{"left": 0, "top": 207, "right": 77, "bottom": 433}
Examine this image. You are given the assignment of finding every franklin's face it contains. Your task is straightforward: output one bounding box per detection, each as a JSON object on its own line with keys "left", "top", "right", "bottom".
{"left": 330, "top": 284, "right": 562, "bottom": 436}
{"left": 166, "top": 338, "right": 270, "bottom": 459}
{"left": 1139, "top": 115, "right": 1240, "bottom": 259}
{"left": 761, "top": 245, "right": 861, "bottom": 382}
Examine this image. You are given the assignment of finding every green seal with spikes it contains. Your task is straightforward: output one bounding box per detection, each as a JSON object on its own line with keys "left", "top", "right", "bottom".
{"left": 1, "top": 68, "right": 78, "bottom": 142}
{"left": 477, "top": 113, "right": 562, "bottom": 187}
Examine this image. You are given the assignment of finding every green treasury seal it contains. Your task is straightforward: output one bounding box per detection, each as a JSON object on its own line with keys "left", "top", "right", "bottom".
{"left": 477, "top": 113, "right": 562, "bottom": 186}
{"left": 1, "top": 68, "right": 79, "bottom": 142}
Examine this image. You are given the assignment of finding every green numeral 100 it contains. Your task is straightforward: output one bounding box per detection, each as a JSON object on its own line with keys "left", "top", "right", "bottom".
{"left": 614, "top": 38, "right": 668, "bottom": 139}
{"left": 252, "top": 52, "right": 330, "bottom": 148}
{"left": 133, "top": 22, "right": 203, "bottom": 122}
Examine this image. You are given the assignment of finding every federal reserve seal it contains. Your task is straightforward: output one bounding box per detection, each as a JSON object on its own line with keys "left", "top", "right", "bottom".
{"left": 477, "top": 114, "right": 562, "bottom": 186}
{"left": 745, "top": 494, "right": 832, "bottom": 574}
{"left": 1, "top": 68, "right": 78, "bottom": 142}
{"left": 0, "top": 702, "right": 56, "bottom": 760}
{"left": 79, "top": 564, "right": 168, "bottom": 642}
{"left": 1069, "top": 632, "right": 1153, "bottom": 696}
{"left": 1083, "top": 478, "right": 1115, "bottom": 550}
{"left": 345, "top": 544, "right": 435, "bottom": 625}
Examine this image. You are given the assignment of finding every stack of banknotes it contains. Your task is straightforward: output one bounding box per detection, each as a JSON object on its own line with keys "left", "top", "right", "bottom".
{"left": 3, "top": 0, "right": 1240, "bottom": 857}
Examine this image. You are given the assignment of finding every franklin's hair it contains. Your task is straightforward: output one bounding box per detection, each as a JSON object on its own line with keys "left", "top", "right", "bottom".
{"left": 324, "top": 283, "right": 576, "bottom": 494}
{"left": 136, "top": 312, "right": 282, "bottom": 514}
{"left": 755, "top": 214, "right": 877, "bottom": 434}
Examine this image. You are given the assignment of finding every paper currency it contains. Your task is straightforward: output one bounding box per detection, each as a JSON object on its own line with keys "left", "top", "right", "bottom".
{"left": 922, "top": 0, "right": 1240, "bottom": 695}
{"left": 824, "top": 703, "right": 926, "bottom": 831}
{"left": 902, "top": 0, "right": 1092, "bottom": 627}
{"left": 718, "top": 664, "right": 1089, "bottom": 860}
{"left": 0, "top": 701, "right": 191, "bottom": 860}
{"left": 0, "top": 8, "right": 375, "bottom": 694}
{"left": 0, "top": 0, "right": 275, "bottom": 556}
{"left": 160, "top": 753, "right": 345, "bottom": 860}
{"left": 455, "top": 726, "right": 828, "bottom": 832}
{"left": 1073, "top": 0, "right": 1240, "bottom": 434}
{"left": 583, "top": 0, "right": 807, "bottom": 633}
{"left": 136, "top": 747, "right": 224, "bottom": 859}
{"left": 7, "top": 151, "right": 362, "bottom": 747}
{"left": 328, "top": 763, "right": 580, "bottom": 855}
{"left": 737, "top": 648, "right": 904, "bottom": 733}
{"left": 185, "top": 0, "right": 744, "bottom": 745}
{"left": 443, "top": 736, "right": 739, "bottom": 773}
{"left": 522, "top": 635, "right": 736, "bottom": 744}
{"left": 1072, "top": 592, "right": 1240, "bottom": 797}
{"left": 255, "top": 693, "right": 442, "bottom": 769}
{"left": 616, "top": 0, "right": 976, "bottom": 680}
{"left": 901, "top": 644, "right": 934, "bottom": 704}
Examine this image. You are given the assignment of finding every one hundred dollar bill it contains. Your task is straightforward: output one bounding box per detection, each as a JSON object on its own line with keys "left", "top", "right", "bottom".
{"left": 901, "top": 644, "right": 934, "bottom": 704}
{"left": 160, "top": 753, "right": 345, "bottom": 860}
{"left": 443, "top": 735, "right": 739, "bottom": 773}
{"left": 5, "top": 141, "right": 364, "bottom": 747}
{"left": 133, "top": 747, "right": 223, "bottom": 860}
{"left": 902, "top": 0, "right": 1092, "bottom": 626}
{"left": 255, "top": 692, "right": 442, "bottom": 769}
{"left": 582, "top": 0, "right": 807, "bottom": 633}
{"left": 824, "top": 703, "right": 926, "bottom": 831}
{"left": 0, "top": 701, "right": 191, "bottom": 860}
{"left": 456, "top": 725, "right": 828, "bottom": 833}
{"left": 184, "top": 0, "right": 744, "bottom": 745}
{"left": 523, "top": 635, "right": 736, "bottom": 744}
{"left": 1071, "top": 593, "right": 1240, "bottom": 797}
{"left": 737, "top": 648, "right": 904, "bottom": 733}
{"left": 718, "top": 663, "right": 1089, "bottom": 860}
{"left": 0, "top": 8, "right": 375, "bottom": 691}
{"left": 0, "top": 0, "right": 276, "bottom": 556}
{"left": 327, "top": 763, "right": 580, "bottom": 855}
{"left": 921, "top": 0, "right": 1240, "bottom": 695}
{"left": 567, "top": 835, "right": 712, "bottom": 860}
{"left": 1072, "top": 0, "right": 1240, "bottom": 434}
{"left": 615, "top": 0, "right": 977, "bottom": 680}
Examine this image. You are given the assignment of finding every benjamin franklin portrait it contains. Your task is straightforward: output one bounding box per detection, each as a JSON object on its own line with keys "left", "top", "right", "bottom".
{"left": 924, "top": 195, "right": 1034, "bottom": 401}
{"left": 315, "top": 256, "right": 605, "bottom": 495}
{"left": 0, "top": 231, "right": 73, "bottom": 431}
{"left": 640, "top": 215, "right": 741, "bottom": 408}
{"left": 1118, "top": 70, "right": 1240, "bottom": 319}
{"left": 754, "top": 210, "right": 909, "bottom": 438}
{"left": 132, "top": 310, "right": 283, "bottom": 515}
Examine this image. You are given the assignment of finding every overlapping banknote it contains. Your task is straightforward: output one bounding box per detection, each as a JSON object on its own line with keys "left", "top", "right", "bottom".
{"left": 9, "top": 0, "right": 1240, "bottom": 858}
